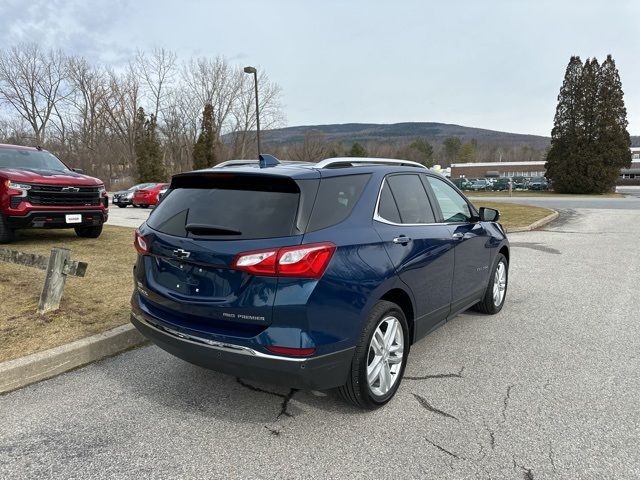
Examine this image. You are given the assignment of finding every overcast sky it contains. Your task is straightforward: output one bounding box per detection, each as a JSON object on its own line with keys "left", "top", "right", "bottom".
{"left": 1, "top": 0, "right": 638, "bottom": 136}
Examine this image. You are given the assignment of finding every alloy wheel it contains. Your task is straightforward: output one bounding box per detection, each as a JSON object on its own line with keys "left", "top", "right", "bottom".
{"left": 367, "top": 316, "right": 404, "bottom": 397}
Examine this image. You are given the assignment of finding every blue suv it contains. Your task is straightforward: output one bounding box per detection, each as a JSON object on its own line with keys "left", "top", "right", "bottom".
{"left": 131, "top": 156, "right": 509, "bottom": 408}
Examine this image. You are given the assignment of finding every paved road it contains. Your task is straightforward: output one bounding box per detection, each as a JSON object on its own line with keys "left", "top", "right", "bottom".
{"left": 2, "top": 208, "right": 639, "bottom": 479}
{"left": 468, "top": 188, "right": 640, "bottom": 210}
{"left": 106, "top": 204, "right": 152, "bottom": 229}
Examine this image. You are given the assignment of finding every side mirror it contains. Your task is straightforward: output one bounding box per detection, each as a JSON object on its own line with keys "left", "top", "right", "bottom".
{"left": 72, "top": 168, "right": 84, "bottom": 174}
{"left": 479, "top": 207, "right": 500, "bottom": 222}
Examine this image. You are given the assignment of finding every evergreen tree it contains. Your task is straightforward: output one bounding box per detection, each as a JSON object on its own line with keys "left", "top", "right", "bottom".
{"left": 134, "top": 107, "right": 166, "bottom": 182}
{"left": 457, "top": 141, "right": 476, "bottom": 163}
{"left": 443, "top": 137, "right": 462, "bottom": 163}
{"left": 192, "top": 103, "right": 216, "bottom": 169}
{"left": 409, "top": 138, "right": 434, "bottom": 166}
{"left": 596, "top": 55, "right": 632, "bottom": 187}
{"left": 545, "top": 56, "right": 583, "bottom": 191}
{"left": 347, "top": 142, "right": 367, "bottom": 157}
{"left": 546, "top": 55, "right": 631, "bottom": 193}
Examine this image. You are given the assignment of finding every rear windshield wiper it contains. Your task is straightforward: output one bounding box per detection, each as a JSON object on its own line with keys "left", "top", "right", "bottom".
{"left": 185, "top": 223, "right": 242, "bottom": 236}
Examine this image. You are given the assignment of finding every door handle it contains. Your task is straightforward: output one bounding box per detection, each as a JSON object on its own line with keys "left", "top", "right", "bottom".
{"left": 452, "top": 232, "right": 464, "bottom": 240}
{"left": 393, "top": 236, "right": 412, "bottom": 245}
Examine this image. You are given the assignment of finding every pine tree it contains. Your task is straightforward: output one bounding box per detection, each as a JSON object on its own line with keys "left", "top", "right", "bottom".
{"left": 443, "top": 137, "right": 462, "bottom": 163}
{"left": 409, "top": 138, "right": 434, "bottom": 166}
{"left": 192, "top": 103, "right": 216, "bottom": 169}
{"left": 134, "top": 107, "right": 166, "bottom": 182}
{"left": 546, "top": 55, "right": 631, "bottom": 193}
{"left": 596, "top": 55, "right": 632, "bottom": 188}
{"left": 457, "top": 142, "right": 476, "bottom": 163}
{"left": 545, "top": 56, "right": 583, "bottom": 192}
{"left": 347, "top": 142, "right": 367, "bottom": 157}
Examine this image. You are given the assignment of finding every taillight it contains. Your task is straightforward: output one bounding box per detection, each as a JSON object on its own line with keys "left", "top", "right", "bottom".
{"left": 134, "top": 230, "right": 149, "bottom": 255}
{"left": 232, "top": 242, "right": 336, "bottom": 278}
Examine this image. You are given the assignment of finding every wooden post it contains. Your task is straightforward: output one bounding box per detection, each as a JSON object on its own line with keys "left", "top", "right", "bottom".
{"left": 38, "top": 248, "right": 71, "bottom": 314}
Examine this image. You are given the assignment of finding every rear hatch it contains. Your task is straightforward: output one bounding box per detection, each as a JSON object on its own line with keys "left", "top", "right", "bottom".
{"left": 137, "top": 171, "right": 319, "bottom": 330}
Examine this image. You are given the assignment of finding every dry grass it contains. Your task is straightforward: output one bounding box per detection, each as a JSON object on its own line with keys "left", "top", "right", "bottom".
{"left": 472, "top": 201, "right": 555, "bottom": 231}
{"left": 468, "top": 190, "right": 622, "bottom": 198}
{"left": 0, "top": 225, "right": 136, "bottom": 362}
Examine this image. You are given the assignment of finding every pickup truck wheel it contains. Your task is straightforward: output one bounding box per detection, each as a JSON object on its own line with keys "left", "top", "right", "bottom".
{"left": 74, "top": 225, "right": 103, "bottom": 238}
{"left": 0, "top": 214, "right": 15, "bottom": 243}
{"left": 338, "top": 300, "right": 409, "bottom": 409}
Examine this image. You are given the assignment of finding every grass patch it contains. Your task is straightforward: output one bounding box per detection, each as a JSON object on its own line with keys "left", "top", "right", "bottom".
{"left": 472, "top": 201, "right": 555, "bottom": 231}
{"left": 467, "top": 190, "right": 622, "bottom": 197}
{"left": 0, "top": 225, "right": 136, "bottom": 362}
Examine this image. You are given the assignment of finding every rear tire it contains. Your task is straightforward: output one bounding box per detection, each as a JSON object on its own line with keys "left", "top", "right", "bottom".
{"left": 117, "top": 205, "right": 127, "bottom": 208}
{"left": 473, "top": 253, "right": 508, "bottom": 314}
{"left": 140, "top": 205, "right": 148, "bottom": 209}
{"left": 74, "top": 225, "right": 103, "bottom": 238}
{"left": 338, "top": 300, "right": 409, "bottom": 409}
{"left": 0, "top": 214, "right": 15, "bottom": 243}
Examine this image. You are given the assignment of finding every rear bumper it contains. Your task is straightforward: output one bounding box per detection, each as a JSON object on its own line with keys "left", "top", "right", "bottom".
{"left": 6, "top": 209, "right": 108, "bottom": 229}
{"left": 130, "top": 309, "right": 355, "bottom": 390}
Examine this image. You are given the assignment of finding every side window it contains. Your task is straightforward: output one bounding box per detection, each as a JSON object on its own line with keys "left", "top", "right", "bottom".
{"left": 377, "top": 174, "right": 435, "bottom": 224}
{"left": 377, "top": 182, "right": 401, "bottom": 223}
{"left": 426, "top": 176, "right": 473, "bottom": 223}
{"left": 306, "top": 174, "right": 370, "bottom": 231}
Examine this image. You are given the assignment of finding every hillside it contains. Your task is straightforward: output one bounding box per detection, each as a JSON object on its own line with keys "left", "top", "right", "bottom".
{"left": 261, "top": 122, "right": 552, "bottom": 148}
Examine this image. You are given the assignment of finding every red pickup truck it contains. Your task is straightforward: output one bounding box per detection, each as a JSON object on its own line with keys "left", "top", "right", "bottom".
{"left": 0, "top": 144, "right": 109, "bottom": 243}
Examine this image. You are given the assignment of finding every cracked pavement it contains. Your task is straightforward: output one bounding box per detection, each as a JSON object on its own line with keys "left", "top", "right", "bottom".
{"left": 1, "top": 207, "right": 639, "bottom": 479}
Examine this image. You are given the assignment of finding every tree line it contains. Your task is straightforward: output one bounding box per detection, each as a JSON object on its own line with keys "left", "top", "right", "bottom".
{"left": 269, "top": 132, "right": 546, "bottom": 168}
{"left": 545, "top": 55, "right": 631, "bottom": 193}
{"left": 0, "top": 43, "right": 283, "bottom": 186}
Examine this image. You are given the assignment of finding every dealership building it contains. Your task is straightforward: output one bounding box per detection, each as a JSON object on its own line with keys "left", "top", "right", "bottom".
{"left": 451, "top": 147, "right": 640, "bottom": 182}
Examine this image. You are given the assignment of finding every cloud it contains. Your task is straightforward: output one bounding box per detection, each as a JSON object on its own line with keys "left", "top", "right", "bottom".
{"left": 0, "top": 0, "right": 133, "bottom": 64}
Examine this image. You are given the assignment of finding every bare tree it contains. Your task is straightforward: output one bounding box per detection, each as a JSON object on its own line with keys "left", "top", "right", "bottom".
{"left": 136, "top": 47, "right": 177, "bottom": 119}
{"left": 0, "top": 43, "right": 68, "bottom": 143}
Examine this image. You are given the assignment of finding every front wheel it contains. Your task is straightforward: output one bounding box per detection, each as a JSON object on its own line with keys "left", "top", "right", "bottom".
{"left": 473, "top": 253, "right": 508, "bottom": 314}
{"left": 117, "top": 204, "right": 127, "bottom": 208}
{"left": 74, "top": 225, "right": 103, "bottom": 238}
{"left": 0, "top": 214, "right": 15, "bottom": 243}
{"left": 338, "top": 300, "right": 409, "bottom": 409}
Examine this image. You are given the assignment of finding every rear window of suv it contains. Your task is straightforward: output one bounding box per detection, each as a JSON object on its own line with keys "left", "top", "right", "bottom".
{"left": 148, "top": 175, "right": 303, "bottom": 240}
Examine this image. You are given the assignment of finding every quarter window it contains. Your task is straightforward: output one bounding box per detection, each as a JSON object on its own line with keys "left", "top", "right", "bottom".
{"left": 426, "top": 176, "right": 473, "bottom": 223}
{"left": 377, "top": 174, "right": 435, "bottom": 224}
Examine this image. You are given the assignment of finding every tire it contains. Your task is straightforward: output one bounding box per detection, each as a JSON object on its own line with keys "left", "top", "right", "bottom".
{"left": 140, "top": 205, "right": 149, "bottom": 209}
{"left": 117, "top": 204, "right": 127, "bottom": 208}
{"left": 473, "top": 253, "right": 508, "bottom": 314}
{"left": 0, "top": 214, "right": 15, "bottom": 243}
{"left": 74, "top": 225, "right": 103, "bottom": 238}
{"left": 338, "top": 300, "right": 410, "bottom": 409}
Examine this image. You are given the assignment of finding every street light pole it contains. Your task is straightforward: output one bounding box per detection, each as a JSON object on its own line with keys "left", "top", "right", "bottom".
{"left": 243, "top": 66, "right": 261, "bottom": 157}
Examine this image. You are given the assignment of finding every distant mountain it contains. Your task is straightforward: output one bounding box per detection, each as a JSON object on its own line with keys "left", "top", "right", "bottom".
{"left": 260, "top": 122, "right": 552, "bottom": 148}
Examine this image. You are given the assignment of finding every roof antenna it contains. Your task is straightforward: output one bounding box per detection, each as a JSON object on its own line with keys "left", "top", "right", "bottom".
{"left": 259, "top": 154, "right": 280, "bottom": 168}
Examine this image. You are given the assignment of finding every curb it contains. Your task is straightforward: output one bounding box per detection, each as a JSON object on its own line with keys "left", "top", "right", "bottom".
{"left": 506, "top": 210, "right": 559, "bottom": 233}
{"left": 0, "top": 323, "right": 147, "bottom": 395}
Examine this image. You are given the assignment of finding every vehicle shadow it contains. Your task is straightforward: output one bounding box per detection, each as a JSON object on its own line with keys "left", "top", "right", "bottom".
{"left": 103, "top": 345, "right": 366, "bottom": 425}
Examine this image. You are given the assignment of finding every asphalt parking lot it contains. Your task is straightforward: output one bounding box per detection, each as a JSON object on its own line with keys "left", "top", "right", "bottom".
{"left": 2, "top": 207, "right": 639, "bottom": 479}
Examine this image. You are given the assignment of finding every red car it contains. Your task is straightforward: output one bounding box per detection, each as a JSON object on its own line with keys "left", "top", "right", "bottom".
{"left": 0, "top": 144, "right": 108, "bottom": 243}
{"left": 132, "top": 183, "right": 169, "bottom": 208}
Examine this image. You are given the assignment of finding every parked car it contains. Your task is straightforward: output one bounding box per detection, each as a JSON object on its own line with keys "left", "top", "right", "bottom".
{"left": 112, "top": 183, "right": 157, "bottom": 208}
{"left": 492, "top": 178, "right": 512, "bottom": 191}
{"left": 512, "top": 176, "right": 527, "bottom": 190}
{"left": 130, "top": 156, "right": 510, "bottom": 409}
{"left": 132, "top": 183, "right": 169, "bottom": 208}
{"left": 451, "top": 178, "right": 473, "bottom": 190}
{"left": 469, "top": 179, "right": 491, "bottom": 191}
{"left": 527, "top": 176, "right": 549, "bottom": 191}
{"left": 0, "top": 143, "right": 108, "bottom": 243}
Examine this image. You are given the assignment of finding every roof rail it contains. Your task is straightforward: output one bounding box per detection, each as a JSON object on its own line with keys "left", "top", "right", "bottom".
{"left": 213, "top": 160, "right": 259, "bottom": 168}
{"left": 315, "top": 157, "right": 428, "bottom": 170}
